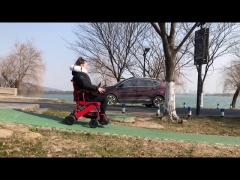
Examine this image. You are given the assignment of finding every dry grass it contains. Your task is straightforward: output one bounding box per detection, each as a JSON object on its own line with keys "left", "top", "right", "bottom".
{"left": 149, "top": 116, "right": 240, "bottom": 136}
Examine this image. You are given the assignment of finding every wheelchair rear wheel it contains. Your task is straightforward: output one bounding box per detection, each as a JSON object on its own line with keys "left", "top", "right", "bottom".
{"left": 89, "top": 119, "right": 99, "bottom": 128}
{"left": 64, "top": 114, "right": 76, "bottom": 125}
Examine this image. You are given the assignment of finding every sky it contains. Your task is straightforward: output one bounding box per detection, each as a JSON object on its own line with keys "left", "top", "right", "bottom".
{"left": 181, "top": 55, "right": 232, "bottom": 94}
{"left": 0, "top": 23, "right": 234, "bottom": 93}
{"left": 0, "top": 23, "right": 79, "bottom": 91}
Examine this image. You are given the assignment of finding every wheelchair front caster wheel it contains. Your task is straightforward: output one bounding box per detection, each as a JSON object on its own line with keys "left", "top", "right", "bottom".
{"left": 89, "top": 119, "right": 99, "bottom": 128}
{"left": 64, "top": 114, "right": 76, "bottom": 125}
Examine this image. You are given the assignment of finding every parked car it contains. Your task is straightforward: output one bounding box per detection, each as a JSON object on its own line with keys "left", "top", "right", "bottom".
{"left": 105, "top": 77, "right": 166, "bottom": 108}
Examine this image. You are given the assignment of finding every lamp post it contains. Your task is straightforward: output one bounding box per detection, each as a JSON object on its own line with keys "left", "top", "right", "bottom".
{"left": 143, "top": 47, "right": 150, "bottom": 77}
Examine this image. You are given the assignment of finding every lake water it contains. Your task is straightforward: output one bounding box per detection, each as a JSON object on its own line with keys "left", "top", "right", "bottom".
{"left": 41, "top": 93, "right": 240, "bottom": 109}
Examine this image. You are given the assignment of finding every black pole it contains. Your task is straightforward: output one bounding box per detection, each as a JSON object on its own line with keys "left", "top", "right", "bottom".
{"left": 143, "top": 53, "right": 146, "bottom": 77}
{"left": 196, "top": 64, "right": 202, "bottom": 116}
{"left": 195, "top": 23, "right": 207, "bottom": 116}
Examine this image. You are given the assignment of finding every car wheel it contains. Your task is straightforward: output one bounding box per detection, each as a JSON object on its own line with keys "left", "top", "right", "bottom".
{"left": 107, "top": 94, "right": 118, "bottom": 105}
{"left": 152, "top": 96, "right": 164, "bottom": 108}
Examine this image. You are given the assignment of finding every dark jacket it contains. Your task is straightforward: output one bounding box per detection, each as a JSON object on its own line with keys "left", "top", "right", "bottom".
{"left": 72, "top": 71, "right": 98, "bottom": 96}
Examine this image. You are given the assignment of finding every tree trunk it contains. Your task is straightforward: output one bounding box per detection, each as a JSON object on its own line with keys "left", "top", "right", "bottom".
{"left": 15, "top": 80, "right": 20, "bottom": 89}
{"left": 231, "top": 86, "right": 240, "bottom": 109}
{"left": 162, "top": 51, "right": 181, "bottom": 122}
{"left": 150, "top": 22, "right": 198, "bottom": 123}
{"left": 14, "top": 80, "right": 21, "bottom": 95}
{"left": 200, "top": 92, "right": 204, "bottom": 108}
{"left": 117, "top": 76, "right": 121, "bottom": 82}
{"left": 163, "top": 81, "right": 181, "bottom": 122}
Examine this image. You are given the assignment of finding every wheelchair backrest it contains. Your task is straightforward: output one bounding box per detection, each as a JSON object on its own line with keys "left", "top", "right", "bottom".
{"left": 71, "top": 80, "right": 88, "bottom": 102}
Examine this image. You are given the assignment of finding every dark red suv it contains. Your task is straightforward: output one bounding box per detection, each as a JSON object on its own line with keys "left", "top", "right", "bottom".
{"left": 105, "top": 77, "right": 165, "bottom": 107}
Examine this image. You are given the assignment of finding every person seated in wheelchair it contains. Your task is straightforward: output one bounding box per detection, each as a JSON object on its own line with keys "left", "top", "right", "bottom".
{"left": 70, "top": 57, "right": 110, "bottom": 125}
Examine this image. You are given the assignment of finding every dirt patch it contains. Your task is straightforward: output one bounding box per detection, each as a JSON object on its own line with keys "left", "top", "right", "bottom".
{"left": 49, "top": 145, "right": 63, "bottom": 153}
{"left": 133, "top": 121, "right": 164, "bottom": 129}
{"left": 111, "top": 116, "right": 136, "bottom": 123}
{"left": 136, "top": 117, "right": 155, "bottom": 121}
{"left": 106, "top": 112, "right": 136, "bottom": 123}
{"left": 33, "top": 108, "right": 49, "bottom": 114}
{"left": 22, "top": 132, "right": 42, "bottom": 141}
{"left": 112, "top": 117, "right": 165, "bottom": 129}
{"left": 43, "top": 138, "right": 90, "bottom": 155}
{"left": 0, "top": 129, "right": 13, "bottom": 138}
{"left": 2, "top": 123, "right": 29, "bottom": 133}
{"left": 0, "top": 123, "right": 42, "bottom": 141}
{"left": 130, "top": 112, "right": 153, "bottom": 117}
{"left": 108, "top": 113, "right": 167, "bottom": 129}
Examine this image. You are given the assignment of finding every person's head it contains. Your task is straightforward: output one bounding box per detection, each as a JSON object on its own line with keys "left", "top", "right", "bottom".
{"left": 75, "top": 57, "right": 88, "bottom": 69}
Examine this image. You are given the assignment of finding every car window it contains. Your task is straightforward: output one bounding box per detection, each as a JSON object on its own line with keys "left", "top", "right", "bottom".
{"left": 144, "top": 80, "right": 154, "bottom": 87}
{"left": 122, "top": 79, "right": 137, "bottom": 87}
{"left": 136, "top": 79, "right": 153, "bottom": 87}
{"left": 152, "top": 80, "right": 160, "bottom": 86}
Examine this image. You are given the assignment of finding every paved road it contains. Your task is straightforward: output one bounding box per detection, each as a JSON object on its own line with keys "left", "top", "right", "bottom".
{"left": 1, "top": 101, "right": 240, "bottom": 117}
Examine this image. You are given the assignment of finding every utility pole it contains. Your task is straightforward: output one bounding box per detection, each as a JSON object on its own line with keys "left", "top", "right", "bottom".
{"left": 194, "top": 23, "right": 209, "bottom": 116}
{"left": 196, "top": 63, "right": 202, "bottom": 115}
{"left": 143, "top": 47, "right": 150, "bottom": 77}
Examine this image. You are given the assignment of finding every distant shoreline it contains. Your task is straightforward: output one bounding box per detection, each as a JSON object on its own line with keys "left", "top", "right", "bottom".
{"left": 176, "top": 93, "right": 234, "bottom": 96}
{"left": 44, "top": 91, "right": 73, "bottom": 94}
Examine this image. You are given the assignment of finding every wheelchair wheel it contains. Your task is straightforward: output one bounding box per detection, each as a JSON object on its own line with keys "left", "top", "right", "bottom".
{"left": 64, "top": 114, "right": 76, "bottom": 125}
{"left": 89, "top": 119, "right": 99, "bottom": 128}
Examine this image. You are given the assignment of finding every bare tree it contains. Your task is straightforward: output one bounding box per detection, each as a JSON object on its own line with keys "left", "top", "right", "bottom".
{"left": 151, "top": 22, "right": 198, "bottom": 122}
{"left": 0, "top": 57, "right": 16, "bottom": 87}
{"left": 184, "top": 23, "right": 240, "bottom": 108}
{"left": 224, "top": 60, "right": 240, "bottom": 108}
{"left": 0, "top": 42, "right": 45, "bottom": 95}
{"left": 126, "top": 27, "right": 166, "bottom": 80}
{"left": 89, "top": 59, "right": 117, "bottom": 87}
{"left": 71, "top": 23, "right": 148, "bottom": 83}
{"left": 127, "top": 24, "right": 190, "bottom": 94}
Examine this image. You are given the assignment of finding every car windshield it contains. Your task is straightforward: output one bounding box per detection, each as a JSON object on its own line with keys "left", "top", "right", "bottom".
{"left": 113, "top": 79, "right": 129, "bottom": 87}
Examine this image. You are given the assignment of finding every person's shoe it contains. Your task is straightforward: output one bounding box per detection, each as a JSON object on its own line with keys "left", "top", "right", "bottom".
{"left": 99, "top": 114, "right": 111, "bottom": 125}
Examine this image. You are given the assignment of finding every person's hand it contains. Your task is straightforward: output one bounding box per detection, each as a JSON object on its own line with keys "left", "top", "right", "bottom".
{"left": 98, "top": 87, "right": 106, "bottom": 94}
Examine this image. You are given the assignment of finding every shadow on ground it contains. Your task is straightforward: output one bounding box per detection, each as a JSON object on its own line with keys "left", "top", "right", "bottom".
{"left": 14, "top": 109, "right": 91, "bottom": 128}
